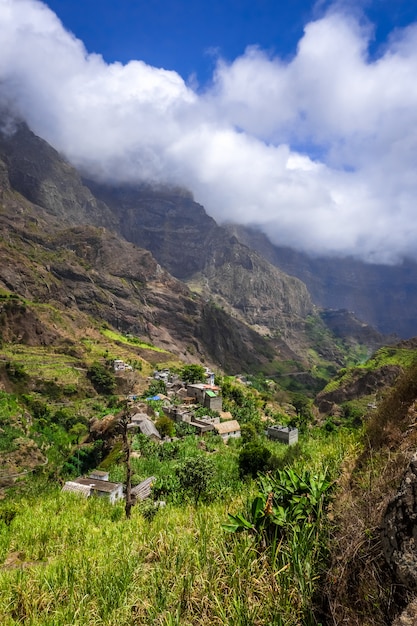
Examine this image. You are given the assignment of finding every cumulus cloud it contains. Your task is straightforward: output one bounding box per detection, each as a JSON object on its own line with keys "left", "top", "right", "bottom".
{"left": 1, "top": 0, "right": 417, "bottom": 263}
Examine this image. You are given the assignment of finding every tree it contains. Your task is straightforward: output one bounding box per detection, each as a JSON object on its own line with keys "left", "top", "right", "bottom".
{"left": 155, "top": 415, "right": 175, "bottom": 438}
{"left": 119, "top": 404, "right": 133, "bottom": 519}
{"left": 87, "top": 361, "right": 116, "bottom": 395}
{"left": 180, "top": 364, "right": 206, "bottom": 384}
{"left": 176, "top": 455, "right": 215, "bottom": 504}
{"left": 238, "top": 441, "right": 272, "bottom": 478}
{"left": 69, "top": 422, "right": 87, "bottom": 444}
{"left": 240, "top": 422, "right": 258, "bottom": 444}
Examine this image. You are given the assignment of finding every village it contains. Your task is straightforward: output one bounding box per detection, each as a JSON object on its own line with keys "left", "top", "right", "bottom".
{"left": 62, "top": 362, "right": 299, "bottom": 505}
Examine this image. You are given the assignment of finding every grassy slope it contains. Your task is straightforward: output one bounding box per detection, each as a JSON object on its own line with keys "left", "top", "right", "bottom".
{"left": 0, "top": 429, "right": 358, "bottom": 626}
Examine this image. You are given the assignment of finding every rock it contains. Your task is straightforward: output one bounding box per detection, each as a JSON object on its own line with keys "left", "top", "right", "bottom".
{"left": 382, "top": 452, "right": 417, "bottom": 590}
{"left": 392, "top": 597, "right": 417, "bottom": 626}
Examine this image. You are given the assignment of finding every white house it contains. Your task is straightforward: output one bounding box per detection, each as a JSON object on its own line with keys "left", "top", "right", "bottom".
{"left": 63, "top": 472, "right": 124, "bottom": 504}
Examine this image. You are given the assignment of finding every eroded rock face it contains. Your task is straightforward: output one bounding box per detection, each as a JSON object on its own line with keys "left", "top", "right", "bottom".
{"left": 382, "top": 453, "right": 417, "bottom": 590}
{"left": 316, "top": 365, "right": 402, "bottom": 413}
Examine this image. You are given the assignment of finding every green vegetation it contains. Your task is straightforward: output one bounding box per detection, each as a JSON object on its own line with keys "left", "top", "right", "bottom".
{"left": 0, "top": 426, "right": 358, "bottom": 626}
{"left": 87, "top": 361, "right": 116, "bottom": 395}
{"left": 180, "top": 363, "right": 206, "bottom": 384}
{"left": 322, "top": 344, "right": 417, "bottom": 394}
{"left": 101, "top": 327, "right": 167, "bottom": 353}
{"left": 2, "top": 294, "right": 414, "bottom": 625}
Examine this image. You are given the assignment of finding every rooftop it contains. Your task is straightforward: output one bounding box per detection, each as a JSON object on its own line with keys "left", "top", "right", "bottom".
{"left": 214, "top": 420, "right": 241, "bottom": 434}
{"left": 73, "top": 477, "right": 123, "bottom": 493}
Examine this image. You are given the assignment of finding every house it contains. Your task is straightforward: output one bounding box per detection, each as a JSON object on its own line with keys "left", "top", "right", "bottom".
{"left": 267, "top": 425, "right": 298, "bottom": 445}
{"left": 113, "top": 359, "right": 133, "bottom": 372}
{"left": 187, "top": 384, "right": 222, "bottom": 412}
{"left": 129, "top": 415, "right": 161, "bottom": 441}
{"left": 214, "top": 420, "right": 241, "bottom": 442}
{"left": 204, "top": 368, "right": 215, "bottom": 386}
{"left": 63, "top": 472, "right": 124, "bottom": 504}
{"left": 62, "top": 481, "right": 91, "bottom": 498}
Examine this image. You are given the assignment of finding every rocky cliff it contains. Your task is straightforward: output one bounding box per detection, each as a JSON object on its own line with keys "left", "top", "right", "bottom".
{"left": 0, "top": 117, "right": 385, "bottom": 376}
{"left": 0, "top": 121, "right": 275, "bottom": 372}
{"left": 225, "top": 223, "right": 417, "bottom": 339}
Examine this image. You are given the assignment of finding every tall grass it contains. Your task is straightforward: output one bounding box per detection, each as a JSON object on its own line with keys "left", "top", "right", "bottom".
{"left": 0, "top": 429, "right": 359, "bottom": 625}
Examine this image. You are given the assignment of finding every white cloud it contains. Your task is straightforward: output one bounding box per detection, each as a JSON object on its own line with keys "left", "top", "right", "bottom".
{"left": 1, "top": 0, "right": 417, "bottom": 263}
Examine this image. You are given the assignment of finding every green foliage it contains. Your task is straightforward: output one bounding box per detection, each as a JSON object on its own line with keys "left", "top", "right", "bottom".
{"left": 155, "top": 415, "right": 175, "bottom": 438}
{"left": 69, "top": 422, "right": 88, "bottom": 444}
{"left": 238, "top": 441, "right": 272, "bottom": 478}
{"left": 5, "top": 360, "right": 28, "bottom": 382}
{"left": 62, "top": 440, "right": 105, "bottom": 477}
{"left": 180, "top": 364, "right": 206, "bottom": 384}
{"left": 240, "top": 422, "right": 258, "bottom": 443}
{"left": 221, "top": 379, "right": 263, "bottom": 427}
{"left": 22, "top": 395, "right": 50, "bottom": 420}
{"left": 144, "top": 379, "right": 167, "bottom": 397}
{"left": 0, "top": 502, "right": 18, "bottom": 526}
{"left": 194, "top": 406, "right": 219, "bottom": 419}
{"left": 176, "top": 455, "right": 215, "bottom": 504}
{"left": 87, "top": 361, "right": 116, "bottom": 395}
{"left": 223, "top": 467, "right": 333, "bottom": 622}
{"left": 0, "top": 426, "right": 359, "bottom": 626}
{"left": 175, "top": 421, "right": 197, "bottom": 437}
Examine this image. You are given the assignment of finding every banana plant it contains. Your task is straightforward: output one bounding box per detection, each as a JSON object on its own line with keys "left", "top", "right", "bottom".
{"left": 223, "top": 467, "right": 332, "bottom": 540}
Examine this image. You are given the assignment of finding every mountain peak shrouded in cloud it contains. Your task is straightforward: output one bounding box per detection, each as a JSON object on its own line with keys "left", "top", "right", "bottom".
{"left": 1, "top": 0, "right": 417, "bottom": 264}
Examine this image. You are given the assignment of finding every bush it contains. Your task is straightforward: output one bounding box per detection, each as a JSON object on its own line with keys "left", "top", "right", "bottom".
{"left": 87, "top": 362, "right": 116, "bottom": 395}
{"left": 176, "top": 455, "right": 215, "bottom": 504}
{"left": 238, "top": 441, "right": 272, "bottom": 478}
{"left": 5, "top": 361, "right": 27, "bottom": 382}
{"left": 155, "top": 415, "right": 175, "bottom": 438}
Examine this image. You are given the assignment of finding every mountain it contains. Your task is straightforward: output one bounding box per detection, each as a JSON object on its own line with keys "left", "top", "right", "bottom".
{"left": 0, "top": 121, "right": 276, "bottom": 373}
{"left": 225, "top": 223, "right": 417, "bottom": 339}
{"left": 0, "top": 116, "right": 389, "bottom": 382}
{"left": 85, "top": 180, "right": 388, "bottom": 367}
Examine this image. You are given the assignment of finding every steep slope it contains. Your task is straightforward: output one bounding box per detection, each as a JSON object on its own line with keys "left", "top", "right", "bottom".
{"left": 85, "top": 181, "right": 348, "bottom": 362}
{"left": 225, "top": 223, "right": 417, "bottom": 339}
{"left": 0, "top": 122, "right": 275, "bottom": 373}
{"left": 0, "top": 117, "right": 382, "bottom": 378}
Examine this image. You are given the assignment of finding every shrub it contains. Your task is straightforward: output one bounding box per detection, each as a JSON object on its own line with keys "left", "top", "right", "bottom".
{"left": 5, "top": 361, "right": 27, "bottom": 382}
{"left": 238, "top": 441, "right": 272, "bottom": 478}
{"left": 87, "top": 362, "right": 116, "bottom": 395}
{"left": 155, "top": 415, "right": 175, "bottom": 438}
{"left": 176, "top": 455, "right": 215, "bottom": 504}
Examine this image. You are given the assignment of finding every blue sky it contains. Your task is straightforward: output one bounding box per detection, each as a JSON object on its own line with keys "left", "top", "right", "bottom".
{"left": 43, "top": 0, "right": 417, "bottom": 84}
{"left": 2, "top": 0, "right": 417, "bottom": 263}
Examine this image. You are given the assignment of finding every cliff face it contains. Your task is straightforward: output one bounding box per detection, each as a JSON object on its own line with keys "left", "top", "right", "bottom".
{"left": 85, "top": 181, "right": 330, "bottom": 358}
{"left": 0, "top": 118, "right": 384, "bottom": 374}
{"left": 225, "top": 224, "right": 417, "bottom": 339}
{"left": 0, "top": 121, "right": 276, "bottom": 372}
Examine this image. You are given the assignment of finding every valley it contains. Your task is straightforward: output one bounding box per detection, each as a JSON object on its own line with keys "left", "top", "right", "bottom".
{"left": 1, "top": 116, "right": 417, "bottom": 625}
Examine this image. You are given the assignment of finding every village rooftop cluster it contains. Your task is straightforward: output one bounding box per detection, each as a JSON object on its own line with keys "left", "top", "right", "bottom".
{"left": 63, "top": 365, "right": 298, "bottom": 503}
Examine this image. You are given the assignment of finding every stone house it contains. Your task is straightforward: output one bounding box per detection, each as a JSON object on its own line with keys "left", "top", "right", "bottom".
{"left": 113, "top": 359, "right": 133, "bottom": 372}
{"left": 266, "top": 425, "right": 298, "bottom": 445}
{"left": 187, "top": 384, "right": 222, "bottom": 412}
{"left": 129, "top": 415, "right": 161, "bottom": 441}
